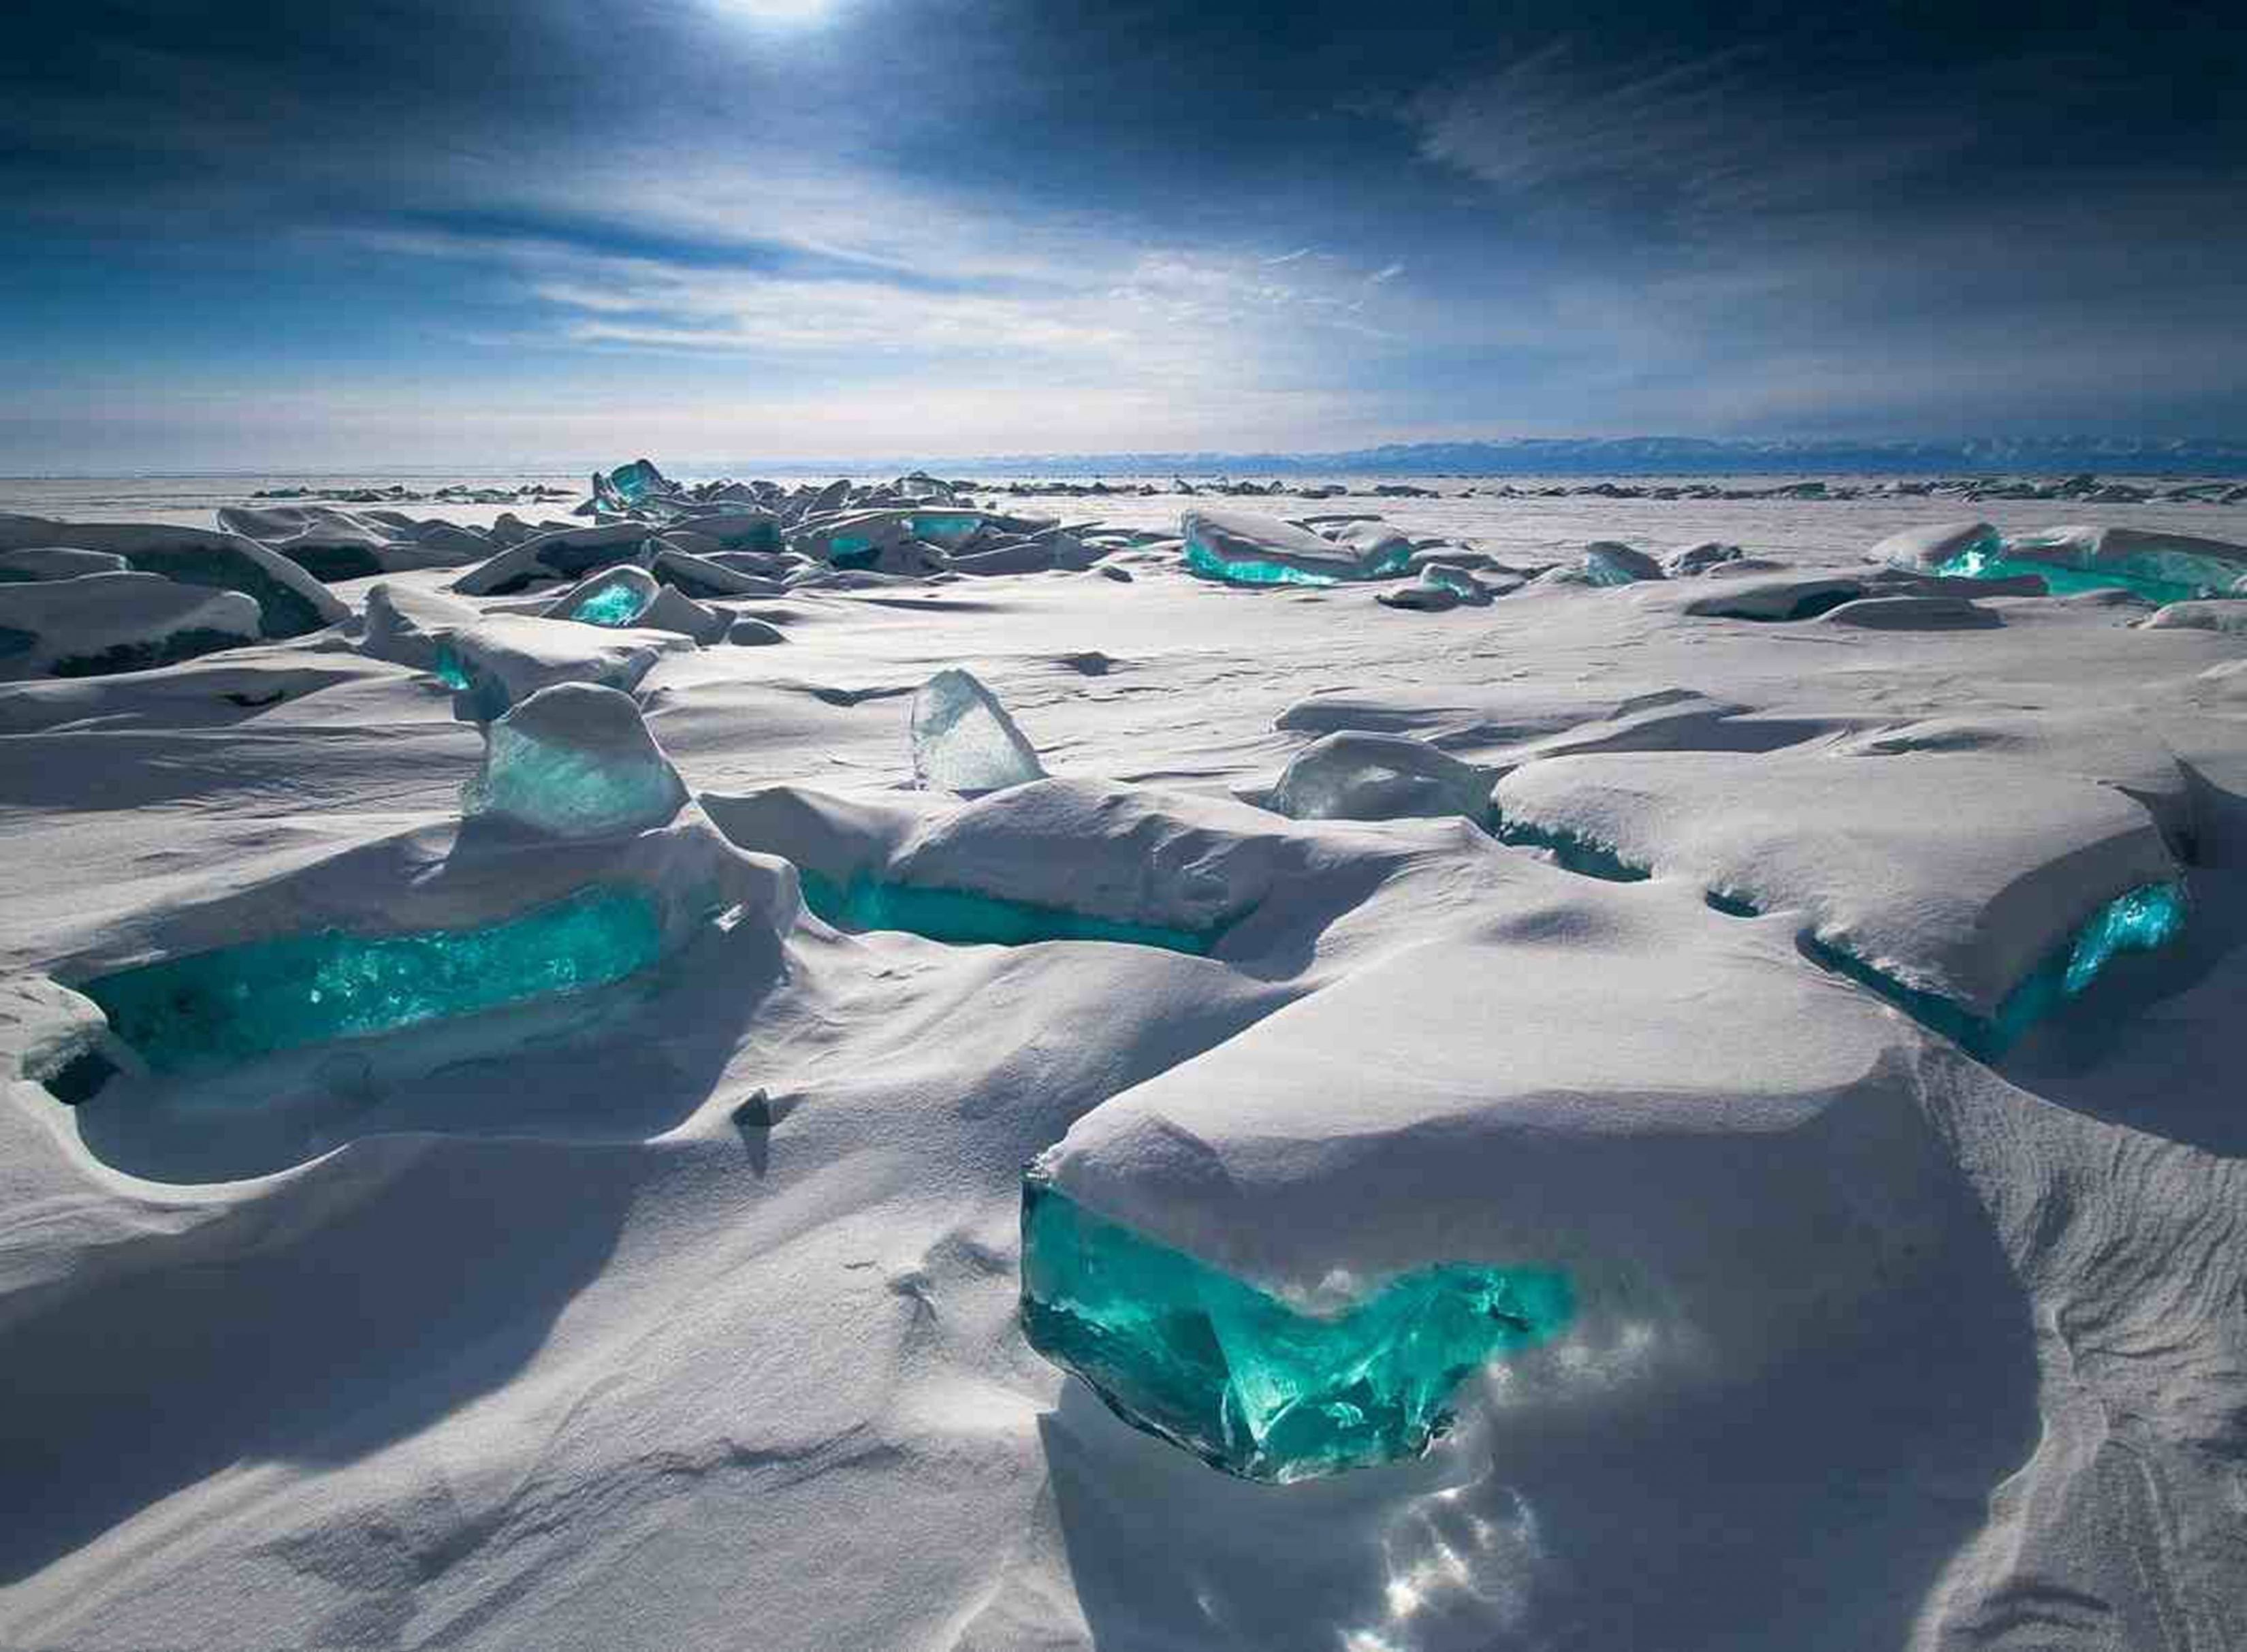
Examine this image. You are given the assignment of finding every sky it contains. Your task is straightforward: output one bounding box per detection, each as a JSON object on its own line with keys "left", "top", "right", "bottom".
{"left": 3, "top": 0, "right": 2244, "bottom": 470}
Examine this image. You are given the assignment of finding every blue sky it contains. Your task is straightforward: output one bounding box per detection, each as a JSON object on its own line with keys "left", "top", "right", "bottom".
{"left": 4, "top": 0, "right": 2243, "bottom": 469}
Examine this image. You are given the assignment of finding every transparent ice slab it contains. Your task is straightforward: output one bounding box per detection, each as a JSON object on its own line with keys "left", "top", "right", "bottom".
{"left": 80, "top": 885, "right": 666, "bottom": 1075}
{"left": 909, "top": 668, "right": 1045, "bottom": 793}
{"left": 1021, "top": 1173, "right": 1574, "bottom": 1482}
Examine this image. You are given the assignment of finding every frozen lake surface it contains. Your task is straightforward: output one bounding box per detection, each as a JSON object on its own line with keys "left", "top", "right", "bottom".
{"left": 2, "top": 471, "right": 2244, "bottom": 1651}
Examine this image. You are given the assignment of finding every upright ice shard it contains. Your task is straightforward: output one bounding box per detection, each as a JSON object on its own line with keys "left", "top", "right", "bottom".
{"left": 462, "top": 682, "right": 688, "bottom": 838}
{"left": 908, "top": 668, "right": 1046, "bottom": 793}
{"left": 595, "top": 458, "right": 671, "bottom": 512}
{"left": 1582, "top": 542, "right": 1665, "bottom": 586}
{"left": 1021, "top": 1172, "right": 1573, "bottom": 1483}
{"left": 549, "top": 566, "right": 660, "bottom": 628}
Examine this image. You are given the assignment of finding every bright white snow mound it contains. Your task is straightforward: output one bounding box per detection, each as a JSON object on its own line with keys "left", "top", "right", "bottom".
{"left": 1036, "top": 876, "right": 1953, "bottom": 1371}
{"left": 0, "top": 573, "right": 261, "bottom": 681}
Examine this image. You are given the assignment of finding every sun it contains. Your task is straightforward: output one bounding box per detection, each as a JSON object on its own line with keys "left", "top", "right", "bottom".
{"left": 718, "top": 0, "right": 838, "bottom": 23}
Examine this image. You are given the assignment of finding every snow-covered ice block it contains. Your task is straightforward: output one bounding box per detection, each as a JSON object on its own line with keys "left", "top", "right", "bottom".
{"left": 650, "top": 543, "right": 778, "bottom": 599}
{"left": 2141, "top": 600, "right": 2247, "bottom": 635}
{"left": 1664, "top": 539, "right": 1742, "bottom": 575}
{"left": 658, "top": 509, "right": 780, "bottom": 553}
{"left": 1269, "top": 731, "right": 1491, "bottom": 824}
{"left": 1818, "top": 593, "right": 2001, "bottom": 630}
{"left": 791, "top": 508, "right": 924, "bottom": 567}
{"left": 358, "top": 581, "right": 481, "bottom": 672}
{"left": 910, "top": 668, "right": 1046, "bottom": 793}
{"left": 217, "top": 505, "right": 488, "bottom": 579}
{"left": 53, "top": 795, "right": 793, "bottom": 1121}
{"left": 2003, "top": 524, "right": 2247, "bottom": 596}
{"left": 0, "top": 515, "right": 345, "bottom": 638}
{"left": 947, "top": 541, "right": 1055, "bottom": 577}
{"left": 1, "top": 975, "right": 136, "bottom": 1105}
{"left": 0, "top": 572, "right": 261, "bottom": 680}
{"left": 1901, "top": 522, "right": 2247, "bottom": 605}
{"left": 452, "top": 524, "right": 649, "bottom": 596}
{"left": 1582, "top": 541, "right": 1664, "bottom": 585}
{"left": 1493, "top": 748, "right": 2180, "bottom": 1028}
{"left": 1029, "top": 887, "right": 1957, "bottom": 1476}
{"left": 1677, "top": 573, "right": 1865, "bottom": 620}
{"left": 436, "top": 613, "right": 693, "bottom": 722}
{"left": 1181, "top": 508, "right": 1407, "bottom": 586}
{"left": 0, "top": 547, "right": 131, "bottom": 583}
{"left": 548, "top": 566, "right": 660, "bottom": 628}
{"left": 639, "top": 585, "right": 729, "bottom": 644}
{"left": 463, "top": 682, "right": 688, "bottom": 840}
{"left": 1377, "top": 564, "right": 1497, "bottom": 609}
{"left": 1870, "top": 520, "right": 2001, "bottom": 572}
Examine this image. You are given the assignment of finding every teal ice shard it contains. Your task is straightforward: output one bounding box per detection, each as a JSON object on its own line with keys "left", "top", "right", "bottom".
{"left": 1269, "top": 731, "right": 1491, "bottom": 824}
{"left": 463, "top": 682, "right": 688, "bottom": 838}
{"left": 1020, "top": 1171, "right": 1573, "bottom": 1482}
{"left": 1181, "top": 508, "right": 1410, "bottom": 586}
{"left": 594, "top": 458, "right": 671, "bottom": 511}
{"left": 909, "top": 668, "right": 1046, "bottom": 793}
{"left": 1582, "top": 541, "right": 1665, "bottom": 586}
{"left": 1808, "top": 880, "right": 2188, "bottom": 1058}
{"left": 898, "top": 511, "right": 988, "bottom": 547}
{"left": 1871, "top": 520, "right": 2003, "bottom": 574}
{"left": 2059, "top": 880, "right": 2186, "bottom": 992}
{"left": 550, "top": 565, "right": 660, "bottom": 627}
{"left": 79, "top": 885, "right": 666, "bottom": 1077}
{"left": 1875, "top": 520, "right": 2247, "bottom": 605}
{"left": 1960, "top": 525, "right": 2247, "bottom": 605}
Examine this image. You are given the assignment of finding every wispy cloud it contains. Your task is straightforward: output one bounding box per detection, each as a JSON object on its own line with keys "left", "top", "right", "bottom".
{"left": 1406, "top": 38, "right": 1980, "bottom": 223}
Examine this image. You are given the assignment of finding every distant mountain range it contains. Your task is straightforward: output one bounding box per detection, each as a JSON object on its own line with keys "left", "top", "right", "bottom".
{"left": 876, "top": 436, "right": 2247, "bottom": 478}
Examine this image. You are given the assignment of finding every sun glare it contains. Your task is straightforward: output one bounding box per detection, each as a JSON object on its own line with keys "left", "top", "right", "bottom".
{"left": 718, "top": 0, "right": 838, "bottom": 24}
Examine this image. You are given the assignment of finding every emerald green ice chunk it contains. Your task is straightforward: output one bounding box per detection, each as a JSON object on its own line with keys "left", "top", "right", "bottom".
{"left": 1183, "top": 541, "right": 1342, "bottom": 588}
{"left": 1020, "top": 1174, "right": 1574, "bottom": 1482}
{"left": 901, "top": 513, "right": 983, "bottom": 546}
{"left": 80, "top": 885, "right": 666, "bottom": 1075}
{"left": 1933, "top": 549, "right": 2221, "bottom": 607}
{"left": 432, "top": 644, "right": 471, "bottom": 691}
{"left": 2060, "top": 879, "right": 2186, "bottom": 994}
{"left": 827, "top": 535, "right": 880, "bottom": 569}
{"left": 799, "top": 871, "right": 1217, "bottom": 954}
{"left": 567, "top": 577, "right": 656, "bottom": 626}
{"left": 1811, "top": 879, "right": 2187, "bottom": 1059}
